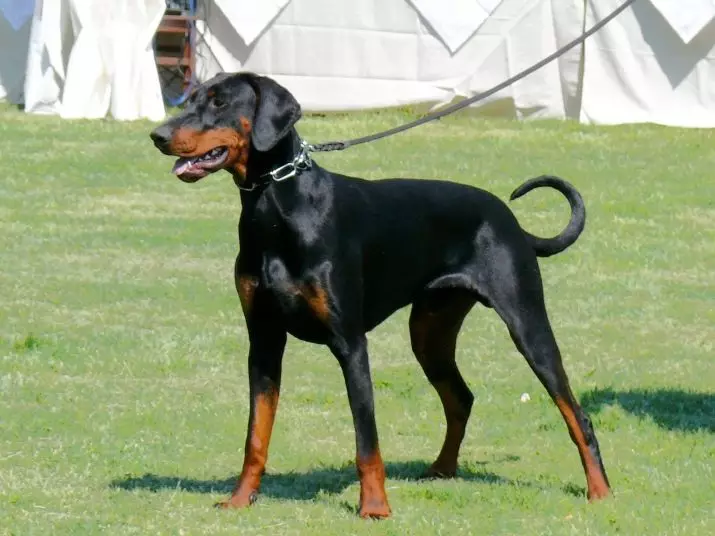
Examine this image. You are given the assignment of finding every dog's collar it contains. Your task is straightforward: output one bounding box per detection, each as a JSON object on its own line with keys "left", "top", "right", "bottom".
{"left": 238, "top": 140, "right": 313, "bottom": 192}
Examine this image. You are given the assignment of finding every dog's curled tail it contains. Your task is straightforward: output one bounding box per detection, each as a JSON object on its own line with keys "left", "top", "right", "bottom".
{"left": 509, "top": 175, "right": 586, "bottom": 258}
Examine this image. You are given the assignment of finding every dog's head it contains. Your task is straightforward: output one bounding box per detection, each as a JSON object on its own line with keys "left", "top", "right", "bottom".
{"left": 150, "top": 72, "right": 301, "bottom": 183}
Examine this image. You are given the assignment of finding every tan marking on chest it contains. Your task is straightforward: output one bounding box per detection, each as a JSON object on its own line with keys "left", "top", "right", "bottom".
{"left": 298, "top": 284, "right": 331, "bottom": 323}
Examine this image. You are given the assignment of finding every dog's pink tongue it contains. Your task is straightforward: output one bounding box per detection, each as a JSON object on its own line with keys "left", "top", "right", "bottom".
{"left": 172, "top": 157, "right": 193, "bottom": 175}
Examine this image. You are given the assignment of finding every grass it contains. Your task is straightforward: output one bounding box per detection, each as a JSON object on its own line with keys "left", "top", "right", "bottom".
{"left": 0, "top": 102, "right": 714, "bottom": 535}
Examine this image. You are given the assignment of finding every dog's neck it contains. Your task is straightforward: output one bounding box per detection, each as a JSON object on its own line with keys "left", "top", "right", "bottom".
{"left": 235, "top": 129, "right": 305, "bottom": 191}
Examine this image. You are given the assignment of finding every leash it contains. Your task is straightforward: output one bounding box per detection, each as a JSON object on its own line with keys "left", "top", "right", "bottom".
{"left": 307, "top": 0, "right": 637, "bottom": 153}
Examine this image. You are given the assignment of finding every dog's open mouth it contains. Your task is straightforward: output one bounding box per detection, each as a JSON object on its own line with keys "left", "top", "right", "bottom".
{"left": 172, "top": 147, "right": 229, "bottom": 182}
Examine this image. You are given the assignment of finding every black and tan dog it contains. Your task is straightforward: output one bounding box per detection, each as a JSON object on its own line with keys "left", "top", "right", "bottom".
{"left": 150, "top": 72, "right": 610, "bottom": 518}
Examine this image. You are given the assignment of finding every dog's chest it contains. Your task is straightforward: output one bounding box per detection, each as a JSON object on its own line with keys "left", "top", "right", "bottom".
{"left": 260, "top": 256, "right": 333, "bottom": 343}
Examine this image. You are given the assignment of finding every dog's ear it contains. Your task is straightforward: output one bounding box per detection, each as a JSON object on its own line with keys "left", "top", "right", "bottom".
{"left": 242, "top": 74, "right": 301, "bottom": 152}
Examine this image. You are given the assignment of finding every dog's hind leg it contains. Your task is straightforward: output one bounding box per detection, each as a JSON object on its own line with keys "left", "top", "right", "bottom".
{"left": 409, "top": 288, "right": 477, "bottom": 478}
{"left": 477, "top": 246, "right": 611, "bottom": 501}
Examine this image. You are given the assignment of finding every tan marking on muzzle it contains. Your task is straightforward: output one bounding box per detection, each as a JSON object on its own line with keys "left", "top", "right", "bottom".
{"left": 170, "top": 126, "right": 251, "bottom": 177}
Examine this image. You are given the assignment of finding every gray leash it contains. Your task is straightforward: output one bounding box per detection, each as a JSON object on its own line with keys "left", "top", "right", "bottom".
{"left": 308, "top": 0, "right": 637, "bottom": 153}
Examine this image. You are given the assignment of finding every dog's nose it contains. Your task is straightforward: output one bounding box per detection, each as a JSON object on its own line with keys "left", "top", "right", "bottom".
{"left": 150, "top": 124, "right": 173, "bottom": 147}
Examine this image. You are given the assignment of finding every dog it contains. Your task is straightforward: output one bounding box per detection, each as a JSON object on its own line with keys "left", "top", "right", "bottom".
{"left": 149, "top": 72, "right": 610, "bottom": 518}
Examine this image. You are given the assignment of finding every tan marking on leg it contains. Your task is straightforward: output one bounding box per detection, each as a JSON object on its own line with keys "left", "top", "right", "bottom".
{"left": 237, "top": 275, "right": 258, "bottom": 317}
{"left": 427, "top": 382, "right": 466, "bottom": 477}
{"left": 409, "top": 293, "right": 476, "bottom": 479}
{"left": 356, "top": 449, "right": 391, "bottom": 519}
{"left": 554, "top": 397, "right": 610, "bottom": 501}
{"left": 219, "top": 387, "right": 279, "bottom": 509}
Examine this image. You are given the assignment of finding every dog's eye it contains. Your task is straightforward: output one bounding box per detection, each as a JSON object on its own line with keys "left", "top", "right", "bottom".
{"left": 209, "top": 96, "right": 226, "bottom": 109}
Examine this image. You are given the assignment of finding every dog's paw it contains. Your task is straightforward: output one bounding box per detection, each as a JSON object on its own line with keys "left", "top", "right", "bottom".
{"left": 214, "top": 490, "right": 258, "bottom": 509}
{"left": 422, "top": 463, "right": 457, "bottom": 479}
{"left": 587, "top": 485, "right": 611, "bottom": 502}
{"left": 358, "top": 498, "right": 391, "bottom": 519}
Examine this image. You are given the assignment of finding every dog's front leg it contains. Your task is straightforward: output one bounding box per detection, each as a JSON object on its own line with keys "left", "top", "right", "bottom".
{"left": 331, "top": 335, "right": 391, "bottom": 519}
{"left": 217, "top": 326, "right": 287, "bottom": 509}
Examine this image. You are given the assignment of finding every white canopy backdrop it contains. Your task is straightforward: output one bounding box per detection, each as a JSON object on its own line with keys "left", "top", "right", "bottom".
{"left": 2, "top": 0, "right": 715, "bottom": 126}
{"left": 2, "top": 0, "right": 165, "bottom": 120}
{"left": 0, "top": 0, "right": 34, "bottom": 103}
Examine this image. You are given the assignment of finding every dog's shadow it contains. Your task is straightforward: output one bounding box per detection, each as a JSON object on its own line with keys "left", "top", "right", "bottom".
{"left": 581, "top": 387, "right": 714, "bottom": 433}
{"left": 110, "top": 457, "right": 585, "bottom": 502}
{"left": 109, "top": 388, "right": 714, "bottom": 507}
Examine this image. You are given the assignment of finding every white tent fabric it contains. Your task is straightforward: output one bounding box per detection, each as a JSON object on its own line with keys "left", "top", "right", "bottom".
{"left": 649, "top": 0, "right": 715, "bottom": 43}
{"left": 0, "top": 0, "right": 34, "bottom": 103}
{"left": 211, "top": 0, "right": 290, "bottom": 48}
{"left": 580, "top": 0, "right": 715, "bottom": 126}
{"left": 195, "top": 0, "right": 715, "bottom": 126}
{"left": 408, "top": 0, "right": 503, "bottom": 53}
{"left": 197, "top": 0, "right": 566, "bottom": 116}
{"left": 6, "top": 0, "right": 715, "bottom": 125}
{"left": 61, "top": 0, "right": 165, "bottom": 120}
{"left": 24, "top": 0, "right": 73, "bottom": 116}
{"left": 21, "top": 0, "right": 165, "bottom": 120}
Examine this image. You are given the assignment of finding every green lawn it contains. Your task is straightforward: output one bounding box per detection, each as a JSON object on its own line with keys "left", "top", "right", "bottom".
{"left": 1, "top": 103, "right": 713, "bottom": 535}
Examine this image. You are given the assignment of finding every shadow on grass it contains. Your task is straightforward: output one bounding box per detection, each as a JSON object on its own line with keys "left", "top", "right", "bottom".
{"left": 581, "top": 387, "right": 715, "bottom": 433}
{"left": 110, "top": 458, "right": 584, "bottom": 501}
